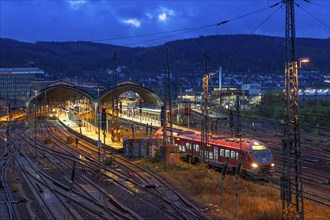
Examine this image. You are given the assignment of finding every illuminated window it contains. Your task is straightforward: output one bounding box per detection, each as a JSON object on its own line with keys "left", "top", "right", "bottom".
{"left": 209, "top": 151, "right": 214, "bottom": 160}
{"left": 231, "top": 151, "right": 236, "bottom": 159}
{"left": 236, "top": 152, "right": 239, "bottom": 159}
{"left": 214, "top": 147, "right": 219, "bottom": 160}
{"left": 186, "top": 142, "right": 191, "bottom": 150}
{"left": 220, "top": 149, "right": 224, "bottom": 157}
{"left": 195, "top": 144, "right": 199, "bottom": 152}
{"left": 225, "top": 150, "right": 230, "bottom": 158}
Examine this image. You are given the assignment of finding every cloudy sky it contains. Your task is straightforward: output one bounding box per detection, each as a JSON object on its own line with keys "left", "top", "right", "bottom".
{"left": 0, "top": 0, "right": 329, "bottom": 46}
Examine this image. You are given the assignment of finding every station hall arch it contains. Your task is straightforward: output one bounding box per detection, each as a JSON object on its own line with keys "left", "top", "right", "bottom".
{"left": 100, "top": 81, "right": 162, "bottom": 107}
{"left": 27, "top": 81, "right": 97, "bottom": 108}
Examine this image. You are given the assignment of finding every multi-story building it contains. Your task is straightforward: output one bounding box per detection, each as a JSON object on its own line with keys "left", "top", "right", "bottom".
{"left": 0, "top": 67, "right": 45, "bottom": 101}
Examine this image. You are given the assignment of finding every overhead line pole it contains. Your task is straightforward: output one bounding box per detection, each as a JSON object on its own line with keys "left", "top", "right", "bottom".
{"left": 201, "top": 52, "right": 210, "bottom": 162}
{"left": 112, "top": 52, "right": 120, "bottom": 143}
{"left": 97, "top": 86, "right": 101, "bottom": 179}
{"left": 166, "top": 47, "right": 173, "bottom": 145}
{"left": 281, "top": 0, "right": 304, "bottom": 219}
{"left": 162, "top": 51, "right": 167, "bottom": 150}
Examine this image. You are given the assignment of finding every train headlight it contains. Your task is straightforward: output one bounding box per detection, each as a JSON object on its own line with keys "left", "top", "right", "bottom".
{"left": 251, "top": 163, "right": 258, "bottom": 168}
{"left": 50, "top": 114, "right": 53, "bottom": 117}
{"left": 271, "top": 163, "right": 275, "bottom": 167}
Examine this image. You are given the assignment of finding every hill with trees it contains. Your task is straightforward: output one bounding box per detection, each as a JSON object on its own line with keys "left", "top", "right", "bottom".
{"left": 1, "top": 35, "right": 329, "bottom": 80}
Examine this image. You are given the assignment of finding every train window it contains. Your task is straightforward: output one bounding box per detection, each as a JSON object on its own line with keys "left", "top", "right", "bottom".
{"left": 225, "top": 150, "right": 230, "bottom": 158}
{"left": 214, "top": 147, "right": 219, "bottom": 160}
{"left": 231, "top": 151, "right": 236, "bottom": 159}
{"left": 181, "top": 145, "right": 185, "bottom": 152}
{"left": 220, "top": 149, "right": 224, "bottom": 157}
{"left": 186, "top": 142, "right": 191, "bottom": 150}
{"left": 191, "top": 144, "right": 195, "bottom": 151}
{"left": 253, "top": 149, "right": 270, "bottom": 159}
{"left": 236, "top": 152, "right": 239, "bottom": 159}
{"left": 209, "top": 151, "right": 214, "bottom": 160}
{"left": 195, "top": 144, "right": 199, "bottom": 152}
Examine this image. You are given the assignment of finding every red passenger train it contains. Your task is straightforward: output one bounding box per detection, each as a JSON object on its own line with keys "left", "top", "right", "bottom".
{"left": 155, "top": 128, "right": 275, "bottom": 178}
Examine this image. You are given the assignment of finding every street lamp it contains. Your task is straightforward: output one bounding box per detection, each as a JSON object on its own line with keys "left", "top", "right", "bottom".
{"left": 298, "top": 58, "right": 310, "bottom": 68}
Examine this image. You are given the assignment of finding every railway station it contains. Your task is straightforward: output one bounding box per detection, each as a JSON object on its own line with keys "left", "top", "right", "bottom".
{"left": 1, "top": 1, "right": 330, "bottom": 219}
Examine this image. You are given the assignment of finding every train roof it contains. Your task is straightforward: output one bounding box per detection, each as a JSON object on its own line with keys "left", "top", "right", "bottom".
{"left": 176, "top": 133, "right": 259, "bottom": 150}
{"left": 156, "top": 127, "right": 269, "bottom": 151}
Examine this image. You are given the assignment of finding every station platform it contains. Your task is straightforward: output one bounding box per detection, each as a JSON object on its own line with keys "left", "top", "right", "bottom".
{"left": 57, "top": 113, "right": 123, "bottom": 150}
{"left": 56, "top": 112, "right": 205, "bottom": 151}
{"left": 120, "top": 114, "right": 161, "bottom": 127}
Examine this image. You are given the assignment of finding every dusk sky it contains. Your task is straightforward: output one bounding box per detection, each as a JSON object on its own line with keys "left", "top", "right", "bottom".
{"left": 1, "top": 0, "right": 329, "bottom": 47}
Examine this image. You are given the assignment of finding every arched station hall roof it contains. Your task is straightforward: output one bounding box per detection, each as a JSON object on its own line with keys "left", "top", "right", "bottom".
{"left": 27, "top": 80, "right": 162, "bottom": 108}
{"left": 100, "top": 81, "right": 162, "bottom": 106}
{"left": 27, "top": 81, "right": 97, "bottom": 107}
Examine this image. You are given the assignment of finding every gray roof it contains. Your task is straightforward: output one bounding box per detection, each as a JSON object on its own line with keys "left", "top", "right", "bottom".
{"left": 0, "top": 68, "right": 45, "bottom": 74}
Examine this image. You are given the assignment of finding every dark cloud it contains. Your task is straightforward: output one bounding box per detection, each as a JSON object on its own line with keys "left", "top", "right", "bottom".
{"left": 0, "top": 0, "right": 328, "bottom": 46}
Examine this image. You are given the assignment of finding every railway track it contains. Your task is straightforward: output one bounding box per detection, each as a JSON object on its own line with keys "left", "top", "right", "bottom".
{"left": 1, "top": 118, "right": 143, "bottom": 220}
{"left": 56, "top": 113, "right": 330, "bottom": 208}
{"left": 42, "top": 118, "right": 208, "bottom": 220}
{"left": 23, "top": 120, "right": 145, "bottom": 219}
{"left": 0, "top": 123, "right": 32, "bottom": 220}
{"left": 2, "top": 113, "right": 328, "bottom": 219}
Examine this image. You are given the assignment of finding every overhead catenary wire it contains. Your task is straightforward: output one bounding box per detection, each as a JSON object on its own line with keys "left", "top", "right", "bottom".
{"left": 295, "top": 2, "right": 330, "bottom": 29}
{"left": 216, "top": 1, "right": 282, "bottom": 25}
{"left": 249, "top": 4, "right": 284, "bottom": 35}
{"left": 300, "top": 0, "right": 330, "bottom": 11}
{"left": 0, "top": 1, "right": 283, "bottom": 52}
{"left": 125, "top": 1, "right": 283, "bottom": 47}
{"left": 124, "top": 26, "right": 212, "bottom": 47}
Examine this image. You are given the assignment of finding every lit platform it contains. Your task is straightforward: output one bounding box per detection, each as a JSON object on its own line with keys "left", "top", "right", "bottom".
{"left": 57, "top": 113, "right": 123, "bottom": 150}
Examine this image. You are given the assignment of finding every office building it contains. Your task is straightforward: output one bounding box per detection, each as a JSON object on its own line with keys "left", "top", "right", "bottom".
{"left": 0, "top": 67, "right": 45, "bottom": 101}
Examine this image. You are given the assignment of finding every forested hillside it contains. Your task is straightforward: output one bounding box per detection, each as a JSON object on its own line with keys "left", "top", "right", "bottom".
{"left": 1, "top": 35, "right": 329, "bottom": 79}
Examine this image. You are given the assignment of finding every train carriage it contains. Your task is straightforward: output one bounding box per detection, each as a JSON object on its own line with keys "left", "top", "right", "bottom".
{"left": 155, "top": 128, "right": 274, "bottom": 178}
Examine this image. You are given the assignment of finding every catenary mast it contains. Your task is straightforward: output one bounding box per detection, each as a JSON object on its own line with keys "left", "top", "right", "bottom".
{"left": 281, "top": 0, "right": 304, "bottom": 219}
